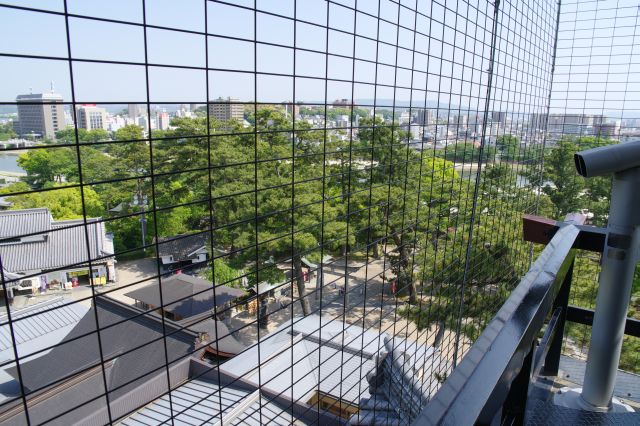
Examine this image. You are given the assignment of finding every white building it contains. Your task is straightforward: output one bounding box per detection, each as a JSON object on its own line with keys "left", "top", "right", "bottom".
{"left": 75, "top": 105, "right": 107, "bottom": 130}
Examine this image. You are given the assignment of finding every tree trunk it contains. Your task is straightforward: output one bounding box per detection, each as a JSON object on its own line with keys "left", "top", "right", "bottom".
{"left": 372, "top": 240, "right": 380, "bottom": 258}
{"left": 229, "top": 235, "right": 236, "bottom": 259}
{"left": 293, "top": 255, "right": 311, "bottom": 316}
{"left": 258, "top": 294, "right": 269, "bottom": 329}
{"left": 407, "top": 276, "right": 417, "bottom": 304}
{"left": 433, "top": 320, "right": 446, "bottom": 348}
{"left": 431, "top": 235, "right": 438, "bottom": 249}
{"left": 392, "top": 231, "right": 417, "bottom": 304}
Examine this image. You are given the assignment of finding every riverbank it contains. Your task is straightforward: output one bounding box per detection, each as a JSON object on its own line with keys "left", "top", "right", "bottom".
{"left": 0, "top": 151, "right": 26, "bottom": 176}
{"left": 0, "top": 171, "right": 26, "bottom": 177}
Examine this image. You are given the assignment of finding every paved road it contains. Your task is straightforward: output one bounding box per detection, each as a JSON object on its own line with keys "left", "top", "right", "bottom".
{"left": 4, "top": 254, "right": 466, "bottom": 361}
{"left": 228, "top": 256, "right": 469, "bottom": 361}
{"left": 3, "top": 258, "right": 159, "bottom": 311}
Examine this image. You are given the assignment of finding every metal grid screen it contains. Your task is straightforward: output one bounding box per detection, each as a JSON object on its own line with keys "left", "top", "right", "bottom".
{"left": 0, "top": 0, "right": 559, "bottom": 424}
{"left": 549, "top": 0, "right": 640, "bottom": 375}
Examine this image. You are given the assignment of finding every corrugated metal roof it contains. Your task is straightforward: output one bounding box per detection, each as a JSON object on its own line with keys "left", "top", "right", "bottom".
{"left": 220, "top": 315, "right": 385, "bottom": 405}
{"left": 0, "top": 297, "right": 88, "bottom": 362}
{"left": 0, "top": 211, "right": 113, "bottom": 275}
{"left": 119, "top": 379, "right": 306, "bottom": 426}
{"left": 308, "top": 342, "right": 378, "bottom": 404}
{"left": 0, "top": 208, "right": 52, "bottom": 239}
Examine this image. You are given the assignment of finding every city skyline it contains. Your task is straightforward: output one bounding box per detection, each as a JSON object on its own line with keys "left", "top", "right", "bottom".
{"left": 1, "top": 1, "right": 638, "bottom": 118}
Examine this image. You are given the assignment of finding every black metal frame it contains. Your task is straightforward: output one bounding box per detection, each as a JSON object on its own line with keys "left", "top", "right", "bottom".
{"left": 566, "top": 306, "right": 640, "bottom": 339}
{"left": 412, "top": 214, "right": 640, "bottom": 425}
{"left": 413, "top": 221, "right": 580, "bottom": 425}
{"left": 0, "top": 0, "right": 576, "bottom": 424}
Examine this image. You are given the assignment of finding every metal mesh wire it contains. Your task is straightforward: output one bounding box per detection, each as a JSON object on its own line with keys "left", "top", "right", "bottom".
{"left": 549, "top": 0, "right": 640, "bottom": 374}
{"left": 0, "top": 0, "right": 571, "bottom": 424}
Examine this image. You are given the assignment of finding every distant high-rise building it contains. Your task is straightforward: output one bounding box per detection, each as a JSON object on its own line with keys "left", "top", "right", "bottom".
{"left": 454, "top": 114, "right": 468, "bottom": 129}
{"left": 528, "top": 112, "right": 546, "bottom": 132}
{"left": 15, "top": 91, "right": 66, "bottom": 139}
{"left": 546, "top": 114, "right": 606, "bottom": 137}
{"left": 107, "top": 115, "right": 127, "bottom": 132}
{"left": 128, "top": 104, "right": 145, "bottom": 119}
{"left": 413, "top": 109, "right": 433, "bottom": 125}
{"left": 176, "top": 104, "right": 193, "bottom": 118}
{"left": 491, "top": 111, "right": 507, "bottom": 123}
{"left": 76, "top": 105, "right": 107, "bottom": 130}
{"left": 335, "top": 115, "right": 350, "bottom": 128}
{"left": 467, "top": 113, "right": 483, "bottom": 126}
{"left": 157, "top": 111, "right": 171, "bottom": 130}
{"left": 208, "top": 97, "right": 244, "bottom": 122}
{"left": 137, "top": 115, "right": 149, "bottom": 130}
{"left": 595, "top": 121, "right": 621, "bottom": 138}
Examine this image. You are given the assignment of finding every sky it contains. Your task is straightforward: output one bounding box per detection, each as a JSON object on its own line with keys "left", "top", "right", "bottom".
{"left": 550, "top": 0, "right": 640, "bottom": 119}
{"left": 0, "top": 0, "right": 638, "bottom": 118}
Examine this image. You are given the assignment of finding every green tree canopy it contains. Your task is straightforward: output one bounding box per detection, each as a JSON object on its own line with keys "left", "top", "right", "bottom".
{"left": 539, "top": 138, "right": 614, "bottom": 222}
{"left": 55, "top": 127, "right": 110, "bottom": 143}
{"left": 6, "top": 184, "right": 104, "bottom": 219}
{"left": 0, "top": 122, "right": 17, "bottom": 141}
{"left": 17, "top": 148, "right": 76, "bottom": 188}
{"left": 496, "top": 134, "right": 521, "bottom": 161}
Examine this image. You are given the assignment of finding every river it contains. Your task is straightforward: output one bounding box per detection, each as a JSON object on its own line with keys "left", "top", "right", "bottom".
{"left": 0, "top": 153, "right": 25, "bottom": 175}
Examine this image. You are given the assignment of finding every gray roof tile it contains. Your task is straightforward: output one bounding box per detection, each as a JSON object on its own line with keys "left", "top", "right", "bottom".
{"left": 0, "top": 208, "right": 51, "bottom": 239}
{"left": 156, "top": 233, "right": 208, "bottom": 260}
{"left": 0, "top": 297, "right": 88, "bottom": 360}
{"left": 0, "top": 209, "right": 114, "bottom": 277}
{"left": 559, "top": 355, "right": 640, "bottom": 403}
{"left": 8, "top": 297, "right": 195, "bottom": 399}
{"left": 220, "top": 315, "right": 386, "bottom": 406}
{"left": 348, "top": 338, "right": 448, "bottom": 425}
{"left": 124, "top": 274, "right": 245, "bottom": 319}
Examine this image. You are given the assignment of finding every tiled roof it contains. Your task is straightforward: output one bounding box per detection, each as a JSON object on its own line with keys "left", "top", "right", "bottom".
{"left": 0, "top": 208, "right": 51, "bottom": 239}
{"left": 559, "top": 355, "right": 640, "bottom": 403}
{"left": 156, "top": 233, "right": 208, "bottom": 260}
{"left": 119, "top": 379, "right": 307, "bottom": 425}
{"left": 180, "top": 318, "right": 246, "bottom": 356}
{"left": 0, "top": 209, "right": 114, "bottom": 277}
{"left": 124, "top": 274, "right": 245, "bottom": 319}
{"left": 8, "top": 297, "right": 196, "bottom": 399}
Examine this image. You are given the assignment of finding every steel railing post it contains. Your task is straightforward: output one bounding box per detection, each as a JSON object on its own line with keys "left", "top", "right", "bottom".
{"left": 580, "top": 167, "right": 640, "bottom": 410}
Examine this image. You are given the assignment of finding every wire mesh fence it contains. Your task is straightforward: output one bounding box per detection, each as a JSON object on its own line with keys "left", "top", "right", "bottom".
{"left": 1, "top": 0, "right": 634, "bottom": 424}
{"left": 549, "top": 0, "right": 640, "bottom": 375}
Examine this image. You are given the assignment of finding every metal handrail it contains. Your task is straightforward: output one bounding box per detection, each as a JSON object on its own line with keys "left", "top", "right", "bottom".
{"left": 413, "top": 223, "right": 581, "bottom": 425}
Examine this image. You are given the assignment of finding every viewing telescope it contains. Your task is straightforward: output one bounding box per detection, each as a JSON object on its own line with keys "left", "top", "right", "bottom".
{"left": 557, "top": 140, "right": 640, "bottom": 412}
{"left": 574, "top": 141, "right": 640, "bottom": 177}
